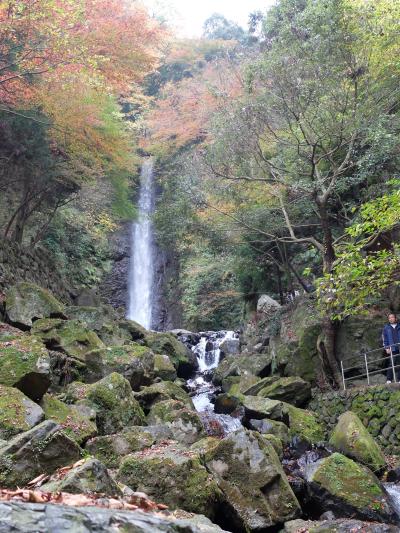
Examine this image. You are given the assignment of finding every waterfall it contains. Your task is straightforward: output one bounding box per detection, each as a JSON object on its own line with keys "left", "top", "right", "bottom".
{"left": 127, "top": 159, "right": 155, "bottom": 329}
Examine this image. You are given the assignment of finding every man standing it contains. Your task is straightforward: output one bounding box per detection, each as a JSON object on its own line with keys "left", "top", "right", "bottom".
{"left": 382, "top": 313, "right": 400, "bottom": 383}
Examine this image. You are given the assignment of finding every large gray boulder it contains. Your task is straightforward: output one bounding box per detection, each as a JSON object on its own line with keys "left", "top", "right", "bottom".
{"left": 147, "top": 400, "right": 206, "bottom": 445}
{"left": 257, "top": 294, "right": 281, "bottom": 317}
{"left": 41, "top": 458, "right": 122, "bottom": 497}
{"left": 86, "top": 426, "right": 172, "bottom": 468}
{"left": 0, "top": 420, "right": 81, "bottom": 488}
{"left": 5, "top": 282, "right": 66, "bottom": 328}
{"left": 0, "top": 385, "right": 44, "bottom": 439}
{"left": 0, "top": 501, "right": 229, "bottom": 532}
{"left": 0, "top": 335, "right": 50, "bottom": 400}
{"left": 247, "top": 376, "right": 312, "bottom": 407}
{"left": 65, "top": 373, "right": 146, "bottom": 435}
{"left": 213, "top": 354, "right": 272, "bottom": 385}
{"left": 117, "top": 443, "right": 222, "bottom": 519}
{"left": 306, "top": 453, "right": 398, "bottom": 524}
{"left": 205, "top": 429, "right": 300, "bottom": 531}
{"left": 134, "top": 381, "right": 194, "bottom": 412}
{"left": 84, "top": 344, "right": 154, "bottom": 389}
{"left": 330, "top": 411, "right": 386, "bottom": 473}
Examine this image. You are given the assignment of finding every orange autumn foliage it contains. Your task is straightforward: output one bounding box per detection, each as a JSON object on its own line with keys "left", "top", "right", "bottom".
{"left": 147, "top": 58, "right": 244, "bottom": 151}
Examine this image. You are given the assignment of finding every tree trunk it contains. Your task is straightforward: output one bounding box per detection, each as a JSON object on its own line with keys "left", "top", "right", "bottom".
{"left": 276, "top": 264, "right": 284, "bottom": 305}
{"left": 317, "top": 199, "right": 341, "bottom": 387}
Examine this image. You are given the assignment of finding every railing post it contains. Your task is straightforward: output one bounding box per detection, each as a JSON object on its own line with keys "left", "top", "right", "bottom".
{"left": 364, "top": 352, "right": 370, "bottom": 385}
{"left": 390, "top": 346, "right": 397, "bottom": 383}
{"left": 340, "top": 360, "right": 346, "bottom": 390}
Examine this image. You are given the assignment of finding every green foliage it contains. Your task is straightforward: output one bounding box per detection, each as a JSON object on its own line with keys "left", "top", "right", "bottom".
{"left": 43, "top": 207, "right": 113, "bottom": 288}
{"left": 318, "top": 185, "right": 400, "bottom": 319}
{"left": 180, "top": 246, "right": 243, "bottom": 330}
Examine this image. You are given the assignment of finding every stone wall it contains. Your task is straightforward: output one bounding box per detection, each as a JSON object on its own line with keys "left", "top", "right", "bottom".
{"left": 309, "top": 384, "right": 400, "bottom": 452}
{"left": 0, "top": 240, "right": 73, "bottom": 303}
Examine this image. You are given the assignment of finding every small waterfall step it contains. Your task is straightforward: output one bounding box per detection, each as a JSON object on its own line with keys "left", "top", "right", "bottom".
{"left": 183, "top": 330, "right": 242, "bottom": 436}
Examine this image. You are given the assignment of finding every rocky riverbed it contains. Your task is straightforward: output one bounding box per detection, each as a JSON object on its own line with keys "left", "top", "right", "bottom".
{"left": 0, "top": 282, "right": 400, "bottom": 532}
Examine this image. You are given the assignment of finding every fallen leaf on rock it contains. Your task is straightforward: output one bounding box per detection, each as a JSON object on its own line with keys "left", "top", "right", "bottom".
{"left": 0, "top": 488, "right": 168, "bottom": 513}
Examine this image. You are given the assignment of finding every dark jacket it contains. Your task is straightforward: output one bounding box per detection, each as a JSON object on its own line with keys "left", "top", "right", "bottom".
{"left": 382, "top": 323, "right": 400, "bottom": 354}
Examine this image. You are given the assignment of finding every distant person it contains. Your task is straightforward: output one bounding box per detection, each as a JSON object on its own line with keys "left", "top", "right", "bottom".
{"left": 382, "top": 313, "right": 400, "bottom": 383}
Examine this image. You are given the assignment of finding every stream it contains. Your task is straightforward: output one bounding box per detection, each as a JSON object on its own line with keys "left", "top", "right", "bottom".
{"left": 183, "top": 331, "right": 243, "bottom": 436}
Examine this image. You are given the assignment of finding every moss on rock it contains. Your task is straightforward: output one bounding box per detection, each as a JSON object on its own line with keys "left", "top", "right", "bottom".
{"left": 329, "top": 411, "right": 386, "bottom": 473}
{"left": 134, "top": 381, "right": 194, "bottom": 412}
{"left": 0, "top": 420, "right": 81, "bottom": 488}
{"left": 205, "top": 429, "right": 300, "bottom": 530}
{"left": 286, "top": 404, "right": 326, "bottom": 444}
{"left": 86, "top": 427, "right": 157, "bottom": 468}
{"left": 0, "top": 385, "right": 44, "bottom": 439}
{"left": 309, "top": 453, "right": 396, "bottom": 523}
{"left": 153, "top": 354, "right": 177, "bottom": 381}
{"left": 257, "top": 376, "right": 311, "bottom": 407}
{"left": 0, "top": 335, "right": 50, "bottom": 400}
{"left": 84, "top": 343, "right": 154, "bottom": 389}
{"left": 117, "top": 444, "right": 222, "bottom": 519}
{"left": 144, "top": 332, "right": 195, "bottom": 376}
{"left": 32, "top": 319, "right": 105, "bottom": 361}
{"left": 147, "top": 400, "right": 205, "bottom": 445}
{"left": 41, "top": 457, "right": 122, "bottom": 497}
{"left": 5, "top": 282, "right": 65, "bottom": 328}
{"left": 41, "top": 394, "right": 97, "bottom": 445}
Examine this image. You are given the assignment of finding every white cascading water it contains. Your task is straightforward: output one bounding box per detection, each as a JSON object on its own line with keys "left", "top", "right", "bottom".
{"left": 127, "top": 159, "right": 154, "bottom": 329}
{"left": 187, "top": 331, "right": 242, "bottom": 434}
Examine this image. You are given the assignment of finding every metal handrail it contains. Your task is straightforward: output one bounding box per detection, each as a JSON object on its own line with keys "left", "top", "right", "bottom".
{"left": 340, "top": 342, "right": 400, "bottom": 390}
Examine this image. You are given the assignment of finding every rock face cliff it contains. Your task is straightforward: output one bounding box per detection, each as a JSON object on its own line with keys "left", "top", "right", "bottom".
{"left": 99, "top": 223, "right": 182, "bottom": 331}
{"left": 99, "top": 224, "right": 130, "bottom": 312}
{"left": 0, "top": 240, "right": 73, "bottom": 303}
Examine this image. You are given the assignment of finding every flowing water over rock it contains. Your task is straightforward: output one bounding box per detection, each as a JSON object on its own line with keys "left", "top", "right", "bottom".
{"left": 127, "top": 159, "right": 155, "bottom": 329}
{"left": 185, "top": 331, "right": 242, "bottom": 436}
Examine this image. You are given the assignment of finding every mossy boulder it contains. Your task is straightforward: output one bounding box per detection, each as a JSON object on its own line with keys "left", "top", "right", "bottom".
{"left": 84, "top": 344, "right": 154, "bottom": 389}
{"left": 263, "top": 434, "right": 284, "bottom": 459}
{"left": 117, "top": 443, "right": 222, "bottom": 519}
{"left": 222, "top": 374, "right": 260, "bottom": 395}
{"left": 0, "top": 420, "right": 81, "bottom": 488}
{"left": 41, "top": 394, "right": 97, "bottom": 445}
{"left": 214, "top": 393, "right": 243, "bottom": 415}
{"left": 32, "top": 319, "right": 105, "bottom": 361}
{"left": 0, "top": 335, "right": 50, "bottom": 400}
{"left": 256, "top": 376, "right": 311, "bottom": 407}
{"left": 307, "top": 453, "right": 398, "bottom": 523}
{"left": 0, "top": 322, "right": 23, "bottom": 341}
{"left": 41, "top": 458, "right": 122, "bottom": 497}
{"left": 134, "top": 381, "right": 194, "bottom": 413}
{"left": 86, "top": 373, "right": 146, "bottom": 434}
{"left": 118, "top": 319, "right": 147, "bottom": 341}
{"left": 247, "top": 418, "right": 289, "bottom": 444}
{"left": 0, "top": 385, "right": 44, "bottom": 439}
{"left": 205, "top": 429, "right": 300, "bottom": 531}
{"left": 86, "top": 426, "right": 168, "bottom": 468}
{"left": 242, "top": 396, "right": 286, "bottom": 422}
{"left": 153, "top": 353, "right": 177, "bottom": 381}
{"left": 147, "top": 400, "right": 206, "bottom": 445}
{"left": 286, "top": 404, "right": 326, "bottom": 444}
{"left": 65, "top": 306, "right": 132, "bottom": 346}
{"left": 213, "top": 354, "right": 272, "bottom": 385}
{"left": 5, "top": 282, "right": 65, "bottom": 329}
{"left": 144, "top": 332, "right": 196, "bottom": 377}
{"left": 329, "top": 411, "right": 386, "bottom": 473}
{"left": 190, "top": 437, "right": 221, "bottom": 457}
